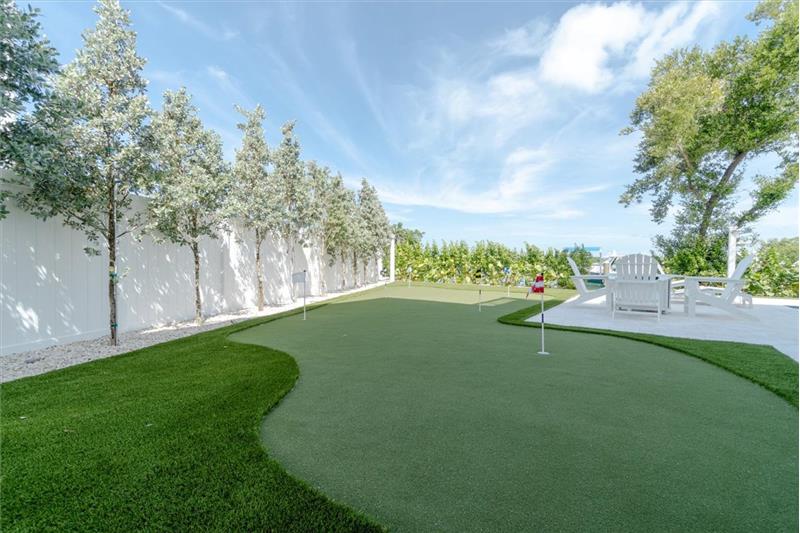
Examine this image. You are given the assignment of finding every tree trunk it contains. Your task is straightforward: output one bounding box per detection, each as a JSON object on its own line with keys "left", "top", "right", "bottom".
{"left": 352, "top": 251, "right": 358, "bottom": 287}
{"left": 363, "top": 260, "right": 367, "bottom": 284}
{"left": 319, "top": 238, "right": 327, "bottom": 295}
{"left": 698, "top": 151, "right": 746, "bottom": 239}
{"left": 341, "top": 254, "right": 347, "bottom": 290}
{"left": 255, "top": 229, "right": 265, "bottom": 310}
{"left": 192, "top": 241, "right": 203, "bottom": 323}
{"left": 107, "top": 184, "right": 118, "bottom": 346}
{"left": 287, "top": 235, "right": 295, "bottom": 302}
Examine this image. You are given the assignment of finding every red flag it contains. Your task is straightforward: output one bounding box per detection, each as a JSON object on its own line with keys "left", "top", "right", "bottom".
{"left": 532, "top": 274, "right": 544, "bottom": 293}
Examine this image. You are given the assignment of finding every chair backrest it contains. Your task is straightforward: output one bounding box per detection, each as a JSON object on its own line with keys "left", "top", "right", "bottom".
{"left": 721, "top": 254, "right": 756, "bottom": 301}
{"left": 566, "top": 257, "right": 589, "bottom": 293}
{"left": 731, "top": 254, "right": 755, "bottom": 280}
{"left": 567, "top": 257, "right": 581, "bottom": 277}
{"left": 614, "top": 254, "right": 660, "bottom": 281}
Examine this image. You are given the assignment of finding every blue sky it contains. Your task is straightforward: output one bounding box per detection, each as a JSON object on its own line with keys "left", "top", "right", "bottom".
{"left": 33, "top": 0, "right": 798, "bottom": 253}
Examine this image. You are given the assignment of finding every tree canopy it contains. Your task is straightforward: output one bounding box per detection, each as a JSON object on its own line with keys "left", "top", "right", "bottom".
{"left": 150, "top": 88, "right": 230, "bottom": 321}
{"left": 621, "top": 0, "right": 798, "bottom": 267}
{"left": 0, "top": 0, "right": 60, "bottom": 216}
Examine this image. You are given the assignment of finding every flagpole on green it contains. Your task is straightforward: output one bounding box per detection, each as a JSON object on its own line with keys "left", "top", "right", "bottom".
{"left": 535, "top": 272, "right": 549, "bottom": 355}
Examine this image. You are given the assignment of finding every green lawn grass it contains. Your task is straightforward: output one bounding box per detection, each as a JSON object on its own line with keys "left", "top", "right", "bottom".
{"left": 236, "top": 286, "right": 797, "bottom": 532}
{"left": 498, "top": 300, "right": 800, "bottom": 407}
{"left": 1, "top": 307, "right": 380, "bottom": 532}
{"left": 2, "top": 284, "right": 797, "bottom": 532}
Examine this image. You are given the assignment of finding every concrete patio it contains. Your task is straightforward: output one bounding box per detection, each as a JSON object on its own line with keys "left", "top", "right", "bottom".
{"left": 527, "top": 295, "right": 799, "bottom": 360}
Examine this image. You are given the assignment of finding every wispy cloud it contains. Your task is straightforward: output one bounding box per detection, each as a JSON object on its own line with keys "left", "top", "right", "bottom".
{"left": 367, "top": 0, "right": 719, "bottom": 219}
{"left": 261, "top": 46, "right": 373, "bottom": 172}
{"left": 489, "top": 19, "right": 550, "bottom": 57}
{"left": 158, "top": 2, "right": 239, "bottom": 41}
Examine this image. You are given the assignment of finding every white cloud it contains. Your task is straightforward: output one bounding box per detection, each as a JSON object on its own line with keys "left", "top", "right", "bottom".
{"left": 206, "top": 66, "right": 233, "bottom": 90}
{"left": 419, "top": 68, "right": 549, "bottom": 149}
{"left": 539, "top": 3, "right": 648, "bottom": 92}
{"left": 489, "top": 19, "right": 550, "bottom": 57}
{"left": 627, "top": 1, "right": 720, "bottom": 78}
{"left": 539, "top": 1, "right": 719, "bottom": 93}
{"left": 377, "top": 142, "right": 609, "bottom": 217}
{"left": 158, "top": 2, "right": 239, "bottom": 41}
{"left": 205, "top": 65, "right": 252, "bottom": 110}
{"left": 317, "top": 1, "right": 720, "bottom": 229}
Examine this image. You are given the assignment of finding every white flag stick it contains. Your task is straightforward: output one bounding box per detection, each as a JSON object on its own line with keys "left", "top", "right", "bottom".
{"left": 303, "top": 269, "right": 307, "bottom": 321}
{"left": 537, "top": 291, "right": 549, "bottom": 355}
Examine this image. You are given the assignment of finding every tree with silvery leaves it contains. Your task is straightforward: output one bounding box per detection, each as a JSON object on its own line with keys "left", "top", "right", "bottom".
{"left": 356, "top": 178, "right": 390, "bottom": 283}
{"left": 270, "top": 121, "right": 311, "bottom": 300}
{"left": 4, "top": 0, "right": 155, "bottom": 345}
{"left": 149, "top": 88, "right": 230, "bottom": 323}
{"left": 305, "top": 160, "right": 333, "bottom": 293}
{"left": 0, "top": 0, "right": 60, "bottom": 217}
{"left": 324, "top": 173, "right": 357, "bottom": 290}
{"left": 229, "top": 104, "right": 276, "bottom": 310}
{"left": 348, "top": 185, "right": 368, "bottom": 287}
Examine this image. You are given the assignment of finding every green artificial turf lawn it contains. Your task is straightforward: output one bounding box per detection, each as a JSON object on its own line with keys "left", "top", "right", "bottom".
{"left": 498, "top": 301, "right": 800, "bottom": 407}
{"left": 232, "top": 285, "right": 798, "bottom": 532}
{"left": 3, "top": 284, "right": 797, "bottom": 532}
{"left": 1, "top": 308, "right": 380, "bottom": 532}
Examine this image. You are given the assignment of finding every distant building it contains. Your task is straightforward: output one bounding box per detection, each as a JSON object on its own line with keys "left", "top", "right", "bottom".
{"left": 562, "top": 245, "right": 603, "bottom": 256}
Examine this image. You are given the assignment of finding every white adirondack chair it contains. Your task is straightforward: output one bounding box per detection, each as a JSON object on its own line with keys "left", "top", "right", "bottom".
{"left": 684, "top": 255, "right": 755, "bottom": 318}
{"left": 610, "top": 254, "right": 669, "bottom": 320}
{"left": 700, "top": 254, "right": 754, "bottom": 307}
{"left": 613, "top": 253, "right": 662, "bottom": 281}
{"left": 567, "top": 257, "right": 609, "bottom": 305}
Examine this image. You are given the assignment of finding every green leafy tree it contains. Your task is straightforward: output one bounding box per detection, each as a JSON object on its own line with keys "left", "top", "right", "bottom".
{"left": 746, "top": 237, "right": 799, "bottom": 297}
{"left": 0, "top": 1, "right": 60, "bottom": 218}
{"left": 150, "top": 88, "right": 229, "bottom": 323}
{"left": 229, "top": 104, "right": 275, "bottom": 310}
{"left": 621, "top": 0, "right": 798, "bottom": 271}
{"left": 391, "top": 222, "right": 424, "bottom": 245}
{"left": 394, "top": 239, "right": 592, "bottom": 289}
{"left": 5, "top": 0, "right": 154, "bottom": 345}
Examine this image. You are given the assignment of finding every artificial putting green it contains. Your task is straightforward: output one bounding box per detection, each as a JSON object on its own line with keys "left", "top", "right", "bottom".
{"left": 232, "top": 285, "right": 798, "bottom": 532}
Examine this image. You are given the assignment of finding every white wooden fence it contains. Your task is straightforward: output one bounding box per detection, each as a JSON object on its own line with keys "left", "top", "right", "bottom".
{"left": 0, "top": 191, "right": 380, "bottom": 356}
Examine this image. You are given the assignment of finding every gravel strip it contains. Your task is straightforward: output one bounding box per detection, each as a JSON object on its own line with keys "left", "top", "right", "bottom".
{"left": 1, "top": 282, "right": 385, "bottom": 383}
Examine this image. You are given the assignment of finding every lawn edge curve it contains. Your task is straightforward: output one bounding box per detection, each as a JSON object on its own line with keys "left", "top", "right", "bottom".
{"left": 498, "top": 300, "right": 799, "bottom": 408}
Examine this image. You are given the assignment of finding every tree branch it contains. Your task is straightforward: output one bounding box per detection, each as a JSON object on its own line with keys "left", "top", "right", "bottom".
{"left": 698, "top": 151, "right": 746, "bottom": 238}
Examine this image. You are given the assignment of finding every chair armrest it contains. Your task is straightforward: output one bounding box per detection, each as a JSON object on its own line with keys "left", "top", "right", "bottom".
{"left": 613, "top": 279, "right": 669, "bottom": 285}
{"left": 690, "top": 276, "right": 747, "bottom": 284}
